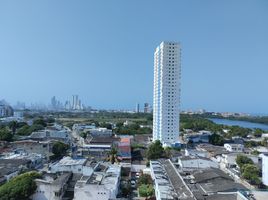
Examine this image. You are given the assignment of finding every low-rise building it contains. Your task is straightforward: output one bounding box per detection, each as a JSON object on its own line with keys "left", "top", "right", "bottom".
{"left": 0, "top": 101, "right": 13, "bottom": 118}
{"left": 49, "top": 156, "right": 96, "bottom": 176}
{"left": 11, "top": 140, "right": 53, "bottom": 159}
{"left": 117, "top": 137, "right": 131, "bottom": 161}
{"left": 0, "top": 159, "right": 31, "bottom": 184}
{"left": 89, "top": 128, "right": 113, "bottom": 137}
{"left": 184, "top": 130, "right": 212, "bottom": 143}
{"left": 224, "top": 143, "right": 244, "bottom": 152}
{"left": 150, "top": 160, "right": 194, "bottom": 200}
{"left": 178, "top": 156, "right": 219, "bottom": 171}
{"left": 32, "top": 172, "right": 71, "bottom": 200}
{"left": 262, "top": 154, "right": 268, "bottom": 186}
{"left": 29, "top": 129, "right": 71, "bottom": 143}
{"left": 1, "top": 152, "right": 43, "bottom": 169}
{"left": 74, "top": 163, "right": 121, "bottom": 200}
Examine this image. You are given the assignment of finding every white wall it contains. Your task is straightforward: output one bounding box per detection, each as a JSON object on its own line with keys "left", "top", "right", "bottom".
{"left": 262, "top": 155, "right": 268, "bottom": 186}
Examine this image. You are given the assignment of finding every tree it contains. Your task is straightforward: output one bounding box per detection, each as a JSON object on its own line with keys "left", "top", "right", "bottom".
{"left": 253, "top": 128, "right": 263, "bottom": 138}
{"left": 241, "top": 164, "right": 260, "bottom": 185}
{"left": 33, "top": 118, "right": 47, "bottom": 127}
{"left": 138, "top": 184, "right": 154, "bottom": 197}
{"left": 236, "top": 154, "right": 254, "bottom": 169}
{"left": 209, "top": 133, "right": 224, "bottom": 146}
{"left": 147, "top": 140, "right": 165, "bottom": 160}
{"left": 0, "top": 128, "right": 12, "bottom": 141}
{"left": 0, "top": 171, "right": 40, "bottom": 200}
{"left": 8, "top": 121, "right": 18, "bottom": 135}
{"left": 80, "top": 132, "right": 87, "bottom": 139}
{"left": 137, "top": 174, "right": 153, "bottom": 186}
{"left": 17, "top": 124, "right": 44, "bottom": 136}
{"left": 108, "top": 147, "right": 118, "bottom": 164}
{"left": 52, "top": 141, "right": 69, "bottom": 158}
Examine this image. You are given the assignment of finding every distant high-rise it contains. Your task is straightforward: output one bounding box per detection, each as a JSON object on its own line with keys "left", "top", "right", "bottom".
{"left": 135, "top": 103, "right": 140, "bottom": 113}
{"left": 72, "top": 95, "right": 79, "bottom": 110}
{"left": 144, "top": 103, "right": 150, "bottom": 113}
{"left": 153, "top": 41, "right": 181, "bottom": 146}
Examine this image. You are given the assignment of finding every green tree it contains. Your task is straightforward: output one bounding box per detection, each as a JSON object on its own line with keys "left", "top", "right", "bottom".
{"left": 8, "top": 121, "right": 18, "bottom": 135}
{"left": 33, "top": 118, "right": 47, "bottom": 127}
{"left": 17, "top": 124, "right": 44, "bottom": 136}
{"left": 236, "top": 154, "right": 254, "bottom": 169}
{"left": 0, "top": 171, "right": 40, "bottom": 200}
{"left": 108, "top": 147, "right": 118, "bottom": 164}
{"left": 52, "top": 141, "right": 69, "bottom": 158}
{"left": 147, "top": 140, "right": 165, "bottom": 160}
{"left": 209, "top": 133, "right": 224, "bottom": 146}
{"left": 253, "top": 128, "right": 263, "bottom": 137}
{"left": 80, "top": 132, "right": 88, "bottom": 139}
{"left": 137, "top": 174, "right": 153, "bottom": 186}
{"left": 0, "top": 128, "right": 12, "bottom": 141}
{"left": 241, "top": 164, "right": 260, "bottom": 185}
{"left": 138, "top": 184, "right": 154, "bottom": 197}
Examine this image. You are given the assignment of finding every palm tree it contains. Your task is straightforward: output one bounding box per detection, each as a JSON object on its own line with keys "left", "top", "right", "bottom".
{"left": 108, "top": 147, "right": 119, "bottom": 164}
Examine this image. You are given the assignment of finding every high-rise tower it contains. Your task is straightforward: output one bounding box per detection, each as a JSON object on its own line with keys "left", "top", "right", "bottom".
{"left": 153, "top": 41, "right": 181, "bottom": 146}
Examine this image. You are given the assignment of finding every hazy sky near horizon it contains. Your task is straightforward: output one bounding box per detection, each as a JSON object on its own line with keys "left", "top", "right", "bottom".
{"left": 0, "top": 0, "right": 268, "bottom": 113}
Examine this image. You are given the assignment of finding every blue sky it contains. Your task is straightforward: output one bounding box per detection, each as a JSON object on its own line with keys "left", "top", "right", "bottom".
{"left": 0, "top": 0, "right": 268, "bottom": 113}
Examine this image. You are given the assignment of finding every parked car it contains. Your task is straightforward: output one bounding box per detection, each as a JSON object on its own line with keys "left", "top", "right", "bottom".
{"left": 131, "top": 180, "right": 136, "bottom": 188}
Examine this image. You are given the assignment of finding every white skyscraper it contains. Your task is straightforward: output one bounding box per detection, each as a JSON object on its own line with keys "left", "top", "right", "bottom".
{"left": 153, "top": 41, "right": 181, "bottom": 146}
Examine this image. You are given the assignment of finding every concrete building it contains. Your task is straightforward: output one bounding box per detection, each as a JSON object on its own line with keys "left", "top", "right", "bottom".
{"left": 153, "top": 41, "right": 181, "bottom": 146}
{"left": 144, "top": 103, "right": 150, "bottom": 113}
{"left": 74, "top": 163, "right": 121, "bottom": 200}
{"left": 135, "top": 103, "right": 140, "bottom": 113}
{"left": 0, "top": 101, "right": 14, "bottom": 118}
{"left": 0, "top": 159, "right": 31, "bottom": 184}
{"left": 262, "top": 154, "right": 268, "bottom": 186}
{"left": 49, "top": 156, "right": 96, "bottom": 176}
{"left": 11, "top": 140, "right": 53, "bottom": 159}
{"left": 184, "top": 131, "right": 212, "bottom": 143}
{"left": 224, "top": 143, "right": 244, "bottom": 152}
{"left": 29, "top": 129, "right": 71, "bottom": 143}
{"left": 89, "top": 128, "right": 113, "bottom": 137}
{"left": 178, "top": 156, "right": 219, "bottom": 171}
{"left": 32, "top": 173, "right": 71, "bottom": 200}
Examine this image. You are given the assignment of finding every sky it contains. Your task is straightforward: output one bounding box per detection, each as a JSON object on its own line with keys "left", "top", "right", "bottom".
{"left": 0, "top": 0, "right": 268, "bottom": 113}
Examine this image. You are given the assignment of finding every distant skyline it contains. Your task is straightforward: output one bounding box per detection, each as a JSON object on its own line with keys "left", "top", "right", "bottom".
{"left": 1, "top": 1, "right": 268, "bottom": 113}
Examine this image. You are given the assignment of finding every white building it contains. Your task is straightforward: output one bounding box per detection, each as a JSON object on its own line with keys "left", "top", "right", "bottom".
{"left": 224, "top": 143, "right": 244, "bottom": 152}
{"left": 262, "top": 154, "right": 268, "bottom": 186}
{"left": 150, "top": 161, "right": 175, "bottom": 200}
{"left": 74, "top": 163, "right": 121, "bottom": 200}
{"left": 32, "top": 173, "right": 71, "bottom": 200}
{"left": 49, "top": 156, "right": 95, "bottom": 176}
{"left": 153, "top": 41, "right": 181, "bottom": 146}
{"left": 178, "top": 156, "right": 219, "bottom": 171}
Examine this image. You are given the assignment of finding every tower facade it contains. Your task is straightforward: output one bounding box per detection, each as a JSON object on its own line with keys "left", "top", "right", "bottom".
{"left": 153, "top": 41, "right": 181, "bottom": 146}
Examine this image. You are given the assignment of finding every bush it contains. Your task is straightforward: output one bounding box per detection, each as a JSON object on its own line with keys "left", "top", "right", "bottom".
{"left": 0, "top": 171, "right": 40, "bottom": 200}
{"left": 138, "top": 184, "right": 154, "bottom": 197}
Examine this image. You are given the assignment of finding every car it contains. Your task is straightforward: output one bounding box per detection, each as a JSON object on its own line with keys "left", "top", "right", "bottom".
{"left": 131, "top": 180, "right": 136, "bottom": 188}
{"left": 135, "top": 172, "right": 140, "bottom": 179}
